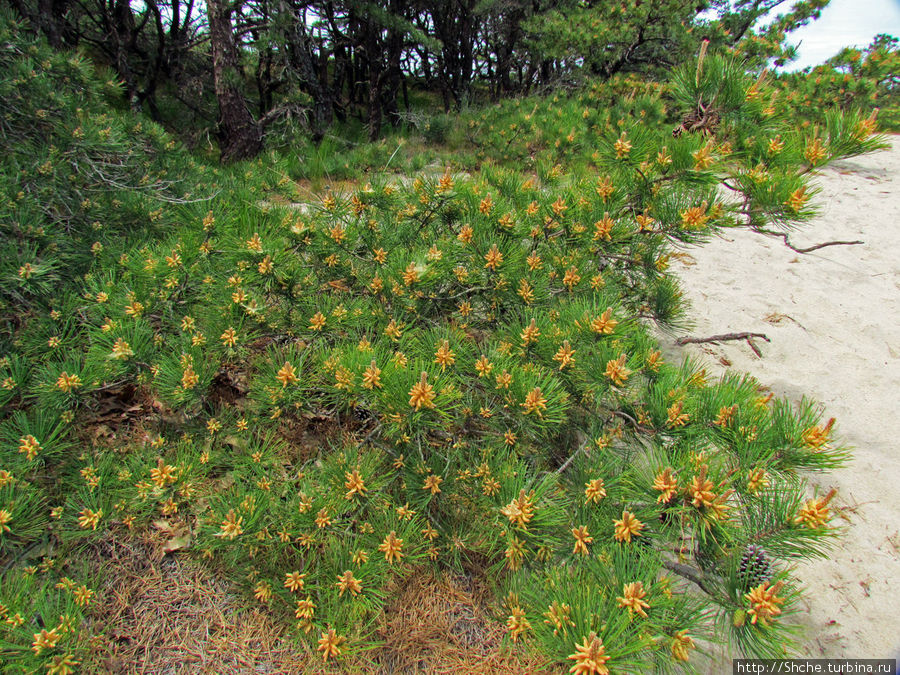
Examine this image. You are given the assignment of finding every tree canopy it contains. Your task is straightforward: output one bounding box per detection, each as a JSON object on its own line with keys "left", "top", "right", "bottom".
{"left": 5, "top": 0, "right": 849, "bottom": 158}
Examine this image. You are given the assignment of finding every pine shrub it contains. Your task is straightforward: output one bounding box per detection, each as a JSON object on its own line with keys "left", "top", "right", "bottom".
{"left": 0, "top": 18, "right": 888, "bottom": 672}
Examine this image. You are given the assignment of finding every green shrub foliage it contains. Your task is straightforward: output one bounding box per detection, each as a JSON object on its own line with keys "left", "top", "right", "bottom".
{"left": 0, "top": 15, "right": 888, "bottom": 673}
{"left": 775, "top": 34, "right": 900, "bottom": 131}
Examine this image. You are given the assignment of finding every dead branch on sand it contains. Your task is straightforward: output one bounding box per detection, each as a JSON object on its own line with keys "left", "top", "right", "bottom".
{"left": 676, "top": 332, "right": 771, "bottom": 357}
{"left": 753, "top": 227, "right": 863, "bottom": 254}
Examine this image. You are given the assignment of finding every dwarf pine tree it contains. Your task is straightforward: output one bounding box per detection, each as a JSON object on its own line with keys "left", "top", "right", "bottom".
{"left": 0, "top": 14, "right": 889, "bottom": 673}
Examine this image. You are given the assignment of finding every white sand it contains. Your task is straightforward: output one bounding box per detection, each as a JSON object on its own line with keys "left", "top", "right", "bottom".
{"left": 656, "top": 136, "right": 900, "bottom": 660}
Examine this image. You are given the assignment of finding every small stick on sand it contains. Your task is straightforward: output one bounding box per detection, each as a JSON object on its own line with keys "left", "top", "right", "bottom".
{"left": 753, "top": 227, "right": 863, "bottom": 254}
{"left": 676, "top": 332, "right": 770, "bottom": 357}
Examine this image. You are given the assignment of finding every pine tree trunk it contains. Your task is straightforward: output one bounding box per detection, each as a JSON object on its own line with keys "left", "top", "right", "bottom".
{"left": 280, "top": 0, "right": 333, "bottom": 143}
{"left": 207, "top": 0, "right": 263, "bottom": 162}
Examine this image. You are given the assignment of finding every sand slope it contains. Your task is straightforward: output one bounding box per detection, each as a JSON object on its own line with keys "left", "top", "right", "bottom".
{"left": 656, "top": 136, "right": 900, "bottom": 660}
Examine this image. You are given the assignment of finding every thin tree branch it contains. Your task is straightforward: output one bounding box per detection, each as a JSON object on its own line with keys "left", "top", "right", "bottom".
{"left": 611, "top": 410, "right": 652, "bottom": 434}
{"left": 753, "top": 227, "right": 863, "bottom": 254}
{"left": 676, "top": 332, "right": 770, "bottom": 345}
{"left": 662, "top": 560, "right": 718, "bottom": 595}
{"left": 676, "top": 332, "right": 770, "bottom": 357}
{"left": 555, "top": 442, "right": 587, "bottom": 474}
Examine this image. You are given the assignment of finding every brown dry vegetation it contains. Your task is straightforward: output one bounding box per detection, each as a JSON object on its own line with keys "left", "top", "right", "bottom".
{"left": 80, "top": 531, "right": 548, "bottom": 674}
{"left": 82, "top": 533, "right": 312, "bottom": 674}
{"left": 376, "top": 571, "right": 550, "bottom": 674}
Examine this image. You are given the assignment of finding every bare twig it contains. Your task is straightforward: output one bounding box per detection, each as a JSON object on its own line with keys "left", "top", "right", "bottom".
{"left": 676, "top": 332, "right": 770, "bottom": 357}
{"left": 753, "top": 227, "right": 863, "bottom": 254}
{"left": 360, "top": 422, "right": 382, "bottom": 445}
{"left": 677, "top": 332, "right": 770, "bottom": 345}
{"left": 555, "top": 442, "right": 587, "bottom": 474}
{"left": 611, "top": 410, "right": 653, "bottom": 433}
{"left": 258, "top": 103, "right": 306, "bottom": 129}
{"left": 792, "top": 239, "right": 864, "bottom": 253}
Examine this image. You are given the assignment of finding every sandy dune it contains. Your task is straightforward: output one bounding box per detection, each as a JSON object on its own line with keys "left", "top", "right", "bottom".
{"left": 657, "top": 136, "right": 900, "bottom": 660}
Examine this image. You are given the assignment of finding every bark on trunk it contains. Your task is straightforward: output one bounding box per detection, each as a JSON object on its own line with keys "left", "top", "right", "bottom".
{"left": 281, "top": 0, "right": 333, "bottom": 142}
{"left": 207, "top": 0, "right": 263, "bottom": 162}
